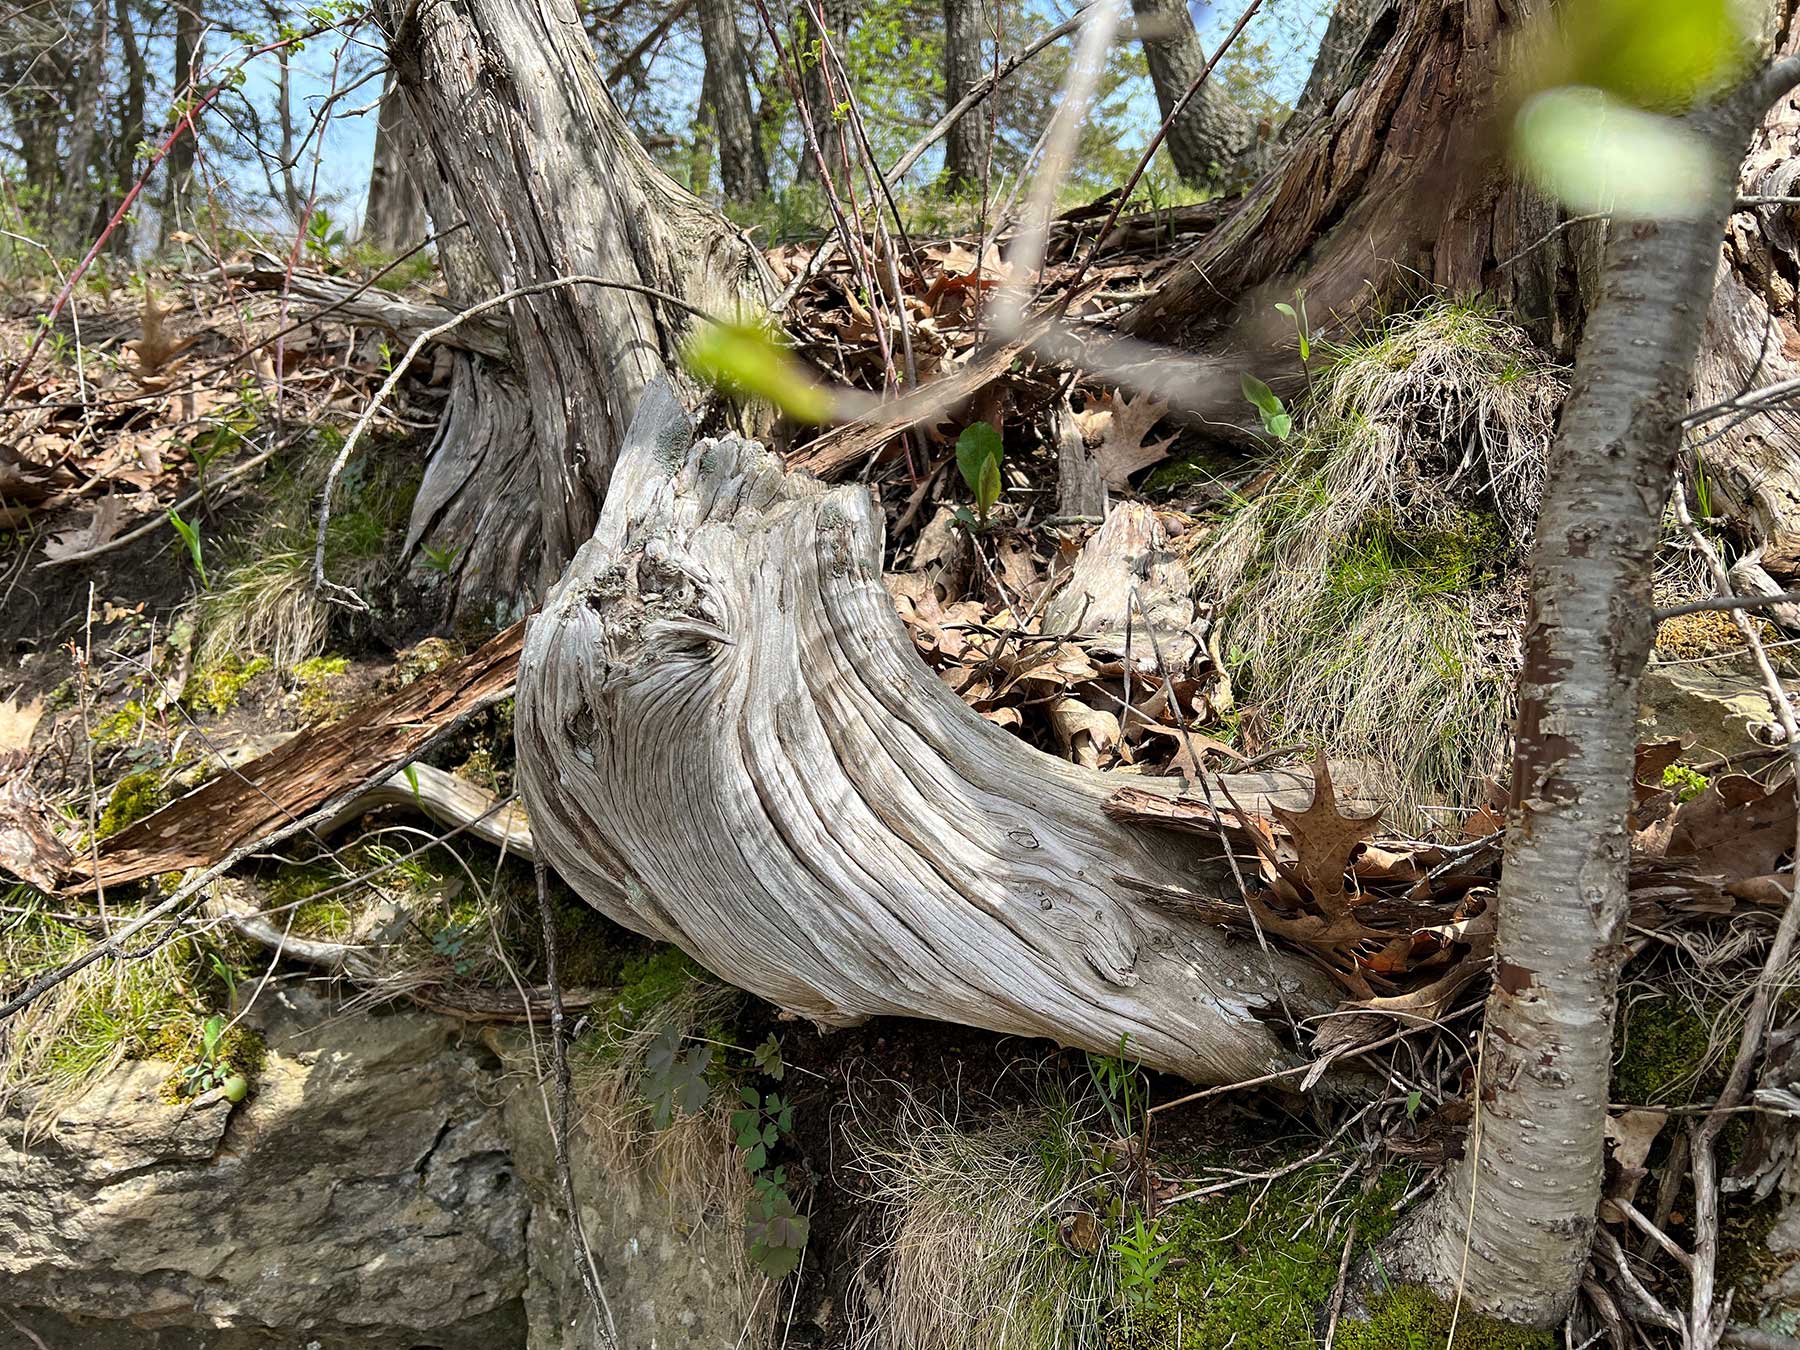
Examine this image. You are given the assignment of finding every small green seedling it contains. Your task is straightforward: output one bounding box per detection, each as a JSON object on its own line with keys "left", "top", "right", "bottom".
{"left": 1114, "top": 1212, "right": 1172, "bottom": 1312}
{"left": 1275, "top": 290, "right": 1313, "bottom": 365}
{"left": 168, "top": 509, "right": 207, "bottom": 586}
{"left": 955, "top": 420, "right": 1004, "bottom": 526}
{"left": 1240, "top": 374, "right": 1293, "bottom": 442}
{"left": 421, "top": 542, "right": 460, "bottom": 575}
{"left": 180, "top": 1014, "right": 247, "bottom": 1101}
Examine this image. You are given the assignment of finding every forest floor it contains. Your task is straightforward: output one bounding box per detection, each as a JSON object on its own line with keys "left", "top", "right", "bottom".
{"left": 0, "top": 241, "right": 1795, "bottom": 1347}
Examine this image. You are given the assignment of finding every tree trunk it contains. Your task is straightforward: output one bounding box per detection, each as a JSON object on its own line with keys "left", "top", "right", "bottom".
{"left": 1130, "top": 0, "right": 1256, "bottom": 186}
{"left": 361, "top": 68, "right": 427, "bottom": 254}
{"left": 1124, "top": 0, "right": 1608, "bottom": 362}
{"left": 514, "top": 381, "right": 1332, "bottom": 1082}
{"left": 161, "top": 0, "right": 199, "bottom": 246}
{"left": 1385, "top": 42, "right": 1800, "bottom": 1333}
{"left": 107, "top": 0, "right": 147, "bottom": 259}
{"left": 695, "top": 0, "right": 767, "bottom": 203}
{"left": 375, "top": 0, "right": 772, "bottom": 580}
{"left": 1283, "top": 0, "right": 1389, "bottom": 141}
{"left": 940, "top": 0, "right": 988, "bottom": 191}
{"left": 796, "top": 0, "right": 852, "bottom": 186}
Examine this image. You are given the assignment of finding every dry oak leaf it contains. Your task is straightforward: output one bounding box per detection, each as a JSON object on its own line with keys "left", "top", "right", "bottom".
{"left": 40, "top": 495, "right": 123, "bottom": 564}
{"left": 1077, "top": 389, "right": 1178, "bottom": 490}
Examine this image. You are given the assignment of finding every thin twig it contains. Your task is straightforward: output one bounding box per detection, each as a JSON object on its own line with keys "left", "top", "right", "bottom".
{"left": 534, "top": 855, "right": 617, "bottom": 1348}
{"left": 1671, "top": 474, "right": 1800, "bottom": 1349}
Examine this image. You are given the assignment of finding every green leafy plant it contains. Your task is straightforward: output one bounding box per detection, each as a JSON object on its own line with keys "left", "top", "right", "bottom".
{"left": 180, "top": 1014, "right": 249, "bottom": 1101}
{"left": 1240, "top": 374, "right": 1293, "bottom": 441}
{"left": 1275, "top": 290, "right": 1313, "bottom": 365}
{"left": 1113, "top": 1212, "right": 1172, "bottom": 1312}
{"left": 683, "top": 319, "right": 836, "bottom": 422}
{"left": 168, "top": 508, "right": 208, "bottom": 586}
{"left": 746, "top": 1166, "right": 810, "bottom": 1280}
{"left": 431, "top": 920, "right": 474, "bottom": 976}
{"left": 302, "top": 209, "right": 347, "bottom": 265}
{"left": 642, "top": 1025, "right": 714, "bottom": 1128}
{"left": 1087, "top": 1033, "right": 1145, "bottom": 1142}
{"left": 955, "top": 420, "right": 1004, "bottom": 526}
{"left": 420, "top": 542, "right": 461, "bottom": 575}
{"left": 732, "top": 1083, "right": 793, "bottom": 1172}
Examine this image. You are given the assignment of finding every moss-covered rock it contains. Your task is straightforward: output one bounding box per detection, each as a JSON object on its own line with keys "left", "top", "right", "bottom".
{"left": 185, "top": 654, "right": 271, "bottom": 715}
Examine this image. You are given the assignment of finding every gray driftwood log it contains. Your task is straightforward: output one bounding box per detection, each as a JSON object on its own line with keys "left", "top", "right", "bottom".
{"left": 515, "top": 385, "right": 1334, "bottom": 1084}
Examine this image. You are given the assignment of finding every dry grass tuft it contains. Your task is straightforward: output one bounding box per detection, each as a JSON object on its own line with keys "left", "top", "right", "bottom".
{"left": 1197, "top": 301, "right": 1565, "bottom": 827}
{"left": 844, "top": 1083, "right": 1111, "bottom": 1350}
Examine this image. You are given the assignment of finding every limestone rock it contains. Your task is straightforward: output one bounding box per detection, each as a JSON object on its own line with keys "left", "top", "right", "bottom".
{"left": 0, "top": 991, "right": 765, "bottom": 1349}
{"left": 1639, "top": 654, "right": 1798, "bottom": 760}
{"left": 0, "top": 991, "right": 529, "bottom": 1348}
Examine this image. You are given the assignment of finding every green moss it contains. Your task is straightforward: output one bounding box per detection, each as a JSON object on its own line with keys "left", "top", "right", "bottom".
{"left": 1125, "top": 1166, "right": 1412, "bottom": 1348}
{"left": 293, "top": 654, "right": 350, "bottom": 722}
{"left": 185, "top": 654, "right": 271, "bottom": 715}
{"left": 1614, "top": 996, "right": 1715, "bottom": 1105}
{"left": 1662, "top": 763, "right": 1711, "bottom": 803}
{"left": 1326, "top": 510, "right": 1510, "bottom": 606}
{"left": 96, "top": 770, "right": 166, "bottom": 838}
{"left": 1717, "top": 1196, "right": 1785, "bottom": 1306}
{"left": 153, "top": 1020, "right": 268, "bottom": 1103}
{"left": 614, "top": 947, "right": 705, "bottom": 1017}
{"left": 1336, "top": 1287, "right": 1553, "bottom": 1350}
{"left": 91, "top": 700, "right": 150, "bottom": 748}
{"left": 392, "top": 636, "right": 461, "bottom": 686}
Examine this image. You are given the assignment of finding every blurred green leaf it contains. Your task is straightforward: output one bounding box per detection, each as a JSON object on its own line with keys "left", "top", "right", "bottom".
{"left": 1551, "top": 0, "right": 1752, "bottom": 112}
{"left": 683, "top": 320, "right": 836, "bottom": 423}
{"left": 1513, "top": 85, "right": 1718, "bottom": 219}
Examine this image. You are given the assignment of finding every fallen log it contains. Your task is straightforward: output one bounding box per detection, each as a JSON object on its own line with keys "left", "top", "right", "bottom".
{"left": 65, "top": 624, "right": 524, "bottom": 893}
{"left": 514, "top": 382, "right": 1334, "bottom": 1084}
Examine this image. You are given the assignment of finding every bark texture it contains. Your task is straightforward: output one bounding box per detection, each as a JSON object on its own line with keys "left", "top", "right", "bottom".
{"left": 1130, "top": 0, "right": 1257, "bottom": 185}
{"left": 1284, "top": 0, "right": 1390, "bottom": 140}
{"left": 161, "top": 0, "right": 198, "bottom": 245}
{"left": 941, "top": 0, "right": 989, "bottom": 190}
{"left": 514, "top": 383, "right": 1334, "bottom": 1084}
{"left": 696, "top": 0, "right": 768, "bottom": 203}
{"left": 362, "top": 69, "right": 428, "bottom": 254}
{"left": 1124, "top": 0, "right": 1609, "bottom": 361}
{"left": 376, "top": 0, "right": 772, "bottom": 576}
{"left": 1692, "top": 45, "right": 1800, "bottom": 542}
{"left": 1387, "top": 55, "right": 1800, "bottom": 1329}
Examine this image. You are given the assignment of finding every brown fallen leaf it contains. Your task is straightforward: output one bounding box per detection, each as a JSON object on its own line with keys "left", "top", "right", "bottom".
{"left": 40, "top": 495, "right": 124, "bottom": 564}
{"left": 0, "top": 696, "right": 44, "bottom": 753}
{"left": 1077, "top": 389, "right": 1179, "bottom": 490}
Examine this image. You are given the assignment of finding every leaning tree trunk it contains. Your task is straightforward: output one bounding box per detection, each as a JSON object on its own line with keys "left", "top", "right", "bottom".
{"left": 376, "top": 0, "right": 772, "bottom": 578}
{"left": 1382, "top": 33, "right": 1800, "bottom": 1334}
{"left": 515, "top": 382, "right": 1333, "bottom": 1083}
{"left": 940, "top": 0, "right": 988, "bottom": 190}
{"left": 361, "top": 68, "right": 427, "bottom": 254}
{"left": 1124, "top": 0, "right": 1603, "bottom": 361}
{"left": 1130, "top": 0, "right": 1257, "bottom": 186}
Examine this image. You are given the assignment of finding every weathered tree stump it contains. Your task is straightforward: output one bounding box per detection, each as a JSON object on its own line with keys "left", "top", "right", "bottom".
{"left": 515, "top": 385, "right": 1333, "bottom": 1084}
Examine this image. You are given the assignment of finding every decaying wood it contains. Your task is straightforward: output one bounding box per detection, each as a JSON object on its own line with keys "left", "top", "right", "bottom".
{"left": 514, "top": 382, "right": 1333, "bottom": 1084}
{"left": 63, "top": 624, "right": 523, "bottom": 893}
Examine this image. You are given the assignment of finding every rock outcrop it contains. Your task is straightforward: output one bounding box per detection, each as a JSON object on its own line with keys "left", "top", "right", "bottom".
{"left": 0, "top": 990, "right": 761, "bottom": 1348}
